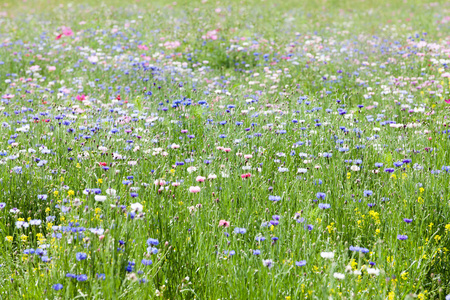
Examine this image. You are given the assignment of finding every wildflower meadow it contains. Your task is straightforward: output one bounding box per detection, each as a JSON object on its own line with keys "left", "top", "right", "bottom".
{"left": 0, "top": 0, "right": 450, "bottom": 299}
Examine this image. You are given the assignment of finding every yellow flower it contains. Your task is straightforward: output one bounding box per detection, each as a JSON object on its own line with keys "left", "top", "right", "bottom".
{"left": 434, "top": 235, "right": 441, "bottom": 242}
{"left": 169, "top": 169, "right": 175, "bottom": 174}
{"left": 67, "top": 190, "right": 75, "bottom": 197}
{"left": 388, "top": 291, "right": 395, "bottom": 300}
{"left": 401, "top": 271, "right": 408, "bottom": 280}
{"left": 76, "top": 163, "right": 81, "bottom": 168}
{"left": 97, "top": 178, "right": 103, "bottom": 184}
{"left": 286, "top": 297, "right": 291, "bottom": 300}
{"left": 21, "top": 235, "right": 28, "bottom": 242}
{"left": 445, "top": 224, "right": 450, "bottom": 233}
{"left": 401, "top": 173, "right": 407, "bottom": 179}
{"left": 390, "top": 174, "right": 397, "bottom": 179}
{"left": 346, "top": 172, "right": 351, "bottom": 179}
{"left": 326, "top": 222, "right": 335, "bottom": 234}
{"left": 350, "top": 259, "right": 357, "bottom": 270}
{"left": 419, "top": 187, "right": 424, "bottom": 193}
{"left": 375, "top": 229, "right": 380, "bottom": 235}
{"left": 45, "top": 207, "right": 51, "bottom": 213}
{"left": 418, "top": 197, "right": 424, "bottom": 204}
{"left": 418, "top": 292, "right": 426, "bottom": 300}
{"left": 5, "top": 236, "right": 13, "bottom": 242}
{"left": 53, "top": 191, "right": 59, "bottom": 197}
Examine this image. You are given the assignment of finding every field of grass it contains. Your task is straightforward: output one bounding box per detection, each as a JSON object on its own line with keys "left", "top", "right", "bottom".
{"left": 0, "top": 0, "right": 450, "bottom": 299}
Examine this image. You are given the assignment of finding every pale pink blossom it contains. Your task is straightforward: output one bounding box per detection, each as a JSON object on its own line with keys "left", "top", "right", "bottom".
{"left": 218, "top": 220, "right": 230, "bottom": 227}
{"left": 189, "top": 186, "right": 201, "bottom": 193}
{"left": 196, "top": 176, "right": 206, "bottom": 182}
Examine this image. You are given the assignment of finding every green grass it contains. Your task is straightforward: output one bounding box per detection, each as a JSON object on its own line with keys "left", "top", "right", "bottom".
{"left": 0, "top": 0, "right": 449, "bottom": 299}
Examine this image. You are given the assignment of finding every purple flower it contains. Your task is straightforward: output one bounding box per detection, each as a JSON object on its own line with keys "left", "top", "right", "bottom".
{"left": 268, "top": 195, "right": 281, "bottom": 202}
{"left": 397, "top": 235, "right": 408, "bottom": 240}
{"left": 318, "top": 203, "right": 331, "bottom": 209}
{"left": 316, "top": 192, "right": 326, "bottom": 199}
{"left": 295, "top": 260, "right": 306, "bottom": 267}
{"left": 234, "top": 227, "right": 247, "bottom": 234}
{"left": 76, "top": 252, "right": 87, "bottom": 261}
{"left": 77, "top": 274, "right": 88, "bottom": 282}
{"left": 146, "top": 238, "right": 159, "bottom": 246}
{"left": 403, "top": 218, "right": 413, "bottom": 223}
{"left": 262, "top": 259, "right": 274, "bottom": 268}
{"left": 363, "top": 190, "right": 373, "bottom": 197}
{"left": 141, "top": 259, "right": 153, "bottom": 266}
{"left": 52, "top": 284, "right": 63, "bottom": 291}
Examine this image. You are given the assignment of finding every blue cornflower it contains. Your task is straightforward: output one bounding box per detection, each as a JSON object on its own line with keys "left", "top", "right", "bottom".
{"left": 52, "top": 284, "right": 63, "bottom": 291}
{"left": 147, "top": 247, "right": 158, "bottom": 254}
{"left": 141, "top": 259, "right": 153, "bottom": 266}
{"left": 318, "top": 203, "right": 330, "bottom": 209}
{"left": 363, "top": 190, "right": 373, "bottom": 197}
{"left": 77, "top": 274, "right": 88, "bottom": 282}
{"left": 146, "top": 238, "right": 159, "bottom": 246}
{"left": 234, "top": 227, "right": 247, "bottom": 234}
{"left": 268, "top": 195, "right": 281, "bottom": 202}
{"left": 295, "top": 260, "right": 306, "bottom": 267}
{"left": 76, "top": 252, "right": 87, "bottom": 261}
{"left": 316, "top": 192, "right": 326, "bottom": 199}
{"left": 397, "top": 235, "right": 408, "bottom": 240}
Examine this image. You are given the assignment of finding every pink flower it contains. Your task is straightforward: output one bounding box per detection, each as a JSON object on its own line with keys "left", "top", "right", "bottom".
{"left": 445, "top": 99, "right": 450, "bottom": 104}
{"left": 189, "top": 186, "right": 201, "bottom": 193}
{"left": 172, "top": 182, "right": 180, "bottom": 187}
{"left": 202, "top": 29, "right": 219, "bottom": 40}
{"left": 223, "top": 148, "right": 231, "bottom": 153}
{"left": 62, "top": 27, "right": 73, "bottom": 36}
{"left": 48, "top": 66, "right": 56, "bottom": 71}
{"left": 154, "top": 179, "right": 166, "bottom": 186}
{"left": 138, "top": 45, "right": 149, "bottom": 50}
{"left": 76, "top": 94, "right": 86, "bottom": 101}
{"left": 218, "top": 220, "right": 230, "bottom": 228}
{"left": 241, "top": 173, "right": 252, "bottom": 179}
{"left": 164, "top": 41, "right": 181, "bottom": 49}
{"left": 196, "top": 176, "right": 206, "bottom": 182}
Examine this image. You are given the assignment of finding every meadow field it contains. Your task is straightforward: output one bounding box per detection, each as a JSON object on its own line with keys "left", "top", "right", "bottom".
{"left": 0, "top": 0, "right": 450, "bottom": 298}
